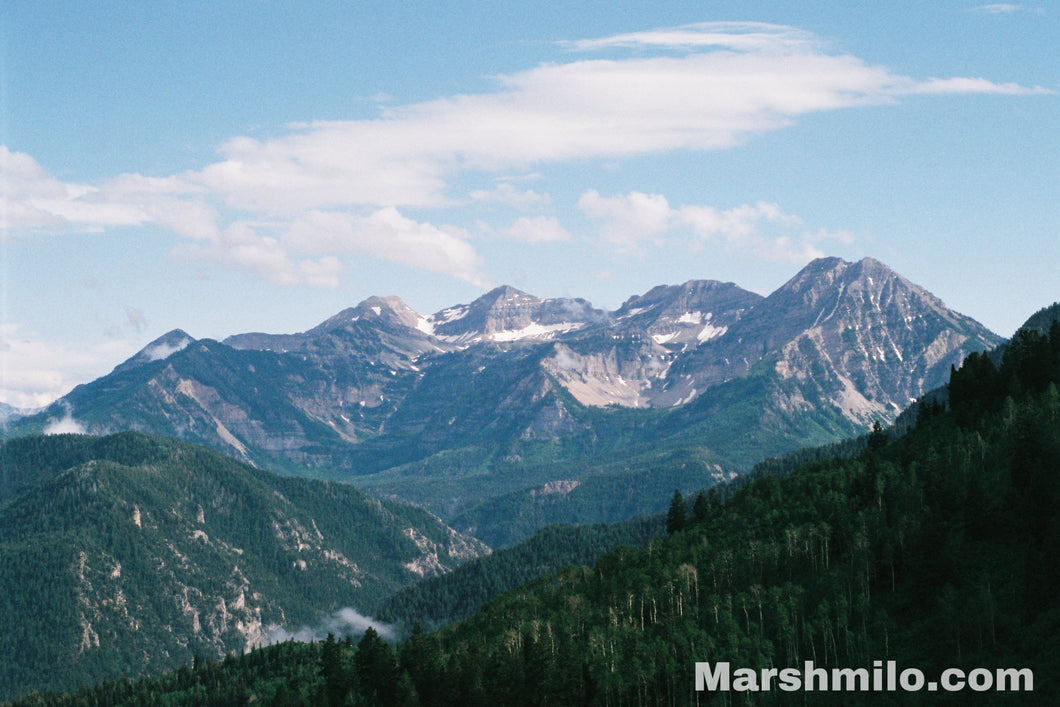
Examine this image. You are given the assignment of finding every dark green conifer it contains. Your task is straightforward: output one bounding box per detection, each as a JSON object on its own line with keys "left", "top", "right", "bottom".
{"left": 665, "top": 489, "right": 686, "bottom": 534}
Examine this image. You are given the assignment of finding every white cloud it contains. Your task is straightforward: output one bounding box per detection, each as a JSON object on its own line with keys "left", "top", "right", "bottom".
{"left": 0, "top": 148, "right": 216, "bottom": 239}
{"left": 262, "top": 607, "right": 396, "bottom": 645}
{"left": 0, "top": 323, "right": 138, "bottom": 409}
{"left": 1, "top": 21, "right": 1047, "bottom": 289}
{"left": 906, "top": 76, "right": 1051, "bottom": 96}
{"left": 756, "top": 236, "right": 826, "bottom": 265}
{"left": 677, "top": 202, "right": 802, "bottom": 246}
{"left": 43, "top": 407, "right": 87, "bottom": 435}
{"left": 283, "top": 208, "right": 488, "bottom": 287}
{"left": 142, "top": 23, "right": 1044, "bottom": 215}
{"left": 170, "top": 220, "right": 347, "bottom": 288}
{"left": 174, "top": 222, "right": 301, "bottom": 286}
{"left": 6, "top": 22, "right": 1047, "bottom": 227}
{"left": 972, "top": 4, "right": 1023, "bottom": 14}
{"left": 580, "top": 191, "right": 854, "bottom": 265}
{"left": 564, "top": 21, "right": 819, "bottom": 53}
{"left": 299, "top": 256, "right": 345, "bottom": 289}
{"left": 501, "top": 216, "right": 572, "bottom": 243}
{"left": 804, "top": 226, "right": 856, "bottom": 246}
{"left": 0, "top": 147, "right": 113, "bottom": 233}
{"left": 470, "top": 182, "right": 551, "bottom": 210}
{"left": 578, "top": 190, "right": 672, "bottom": 247}
{"left": 142, "top": 337, "right": 192, "bottom": 362}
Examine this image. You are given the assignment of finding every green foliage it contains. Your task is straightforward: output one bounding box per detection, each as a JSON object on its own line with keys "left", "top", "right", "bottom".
{"left": 3, "top": 640, "right": 326, "bottom": 706}
{"left": 665, "top": 489, "right": 687, "bottom": 535}
{"left": 375, "top": 518, "right": 661, "bottom": 630}
{"left": 0, "top": 432, "right": 484, "bottom": 700}
{"left": 13, "top": 315, "right": 1060, "bottom": 705}
{"left": 383, "top": 321, "right": 1059, "bottom": 704}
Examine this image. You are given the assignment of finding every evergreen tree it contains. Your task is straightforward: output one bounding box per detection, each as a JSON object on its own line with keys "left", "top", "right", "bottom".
{"left": 689, "top": 491, "right": 711, "bottom": 526}
{"left": 355, "top": 627, "right": 398, "bottom": 706}
{"left": 319, "top": 633, "right": 348, "bottom": 707}
{"left": 665, "top": 489, "right": 686, "bottom": 535}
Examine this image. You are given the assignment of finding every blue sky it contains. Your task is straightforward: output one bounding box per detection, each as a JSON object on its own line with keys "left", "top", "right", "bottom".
{"left": 2, "top": 1, "right": 1057, "bottom": 409}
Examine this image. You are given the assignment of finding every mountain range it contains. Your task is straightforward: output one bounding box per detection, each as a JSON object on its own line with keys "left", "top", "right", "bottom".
{"left": 6, "top": 257, "right": 1002, "bottom": 545}
{"left": 13, "top": 303, "right": 1058, "bottom": 706}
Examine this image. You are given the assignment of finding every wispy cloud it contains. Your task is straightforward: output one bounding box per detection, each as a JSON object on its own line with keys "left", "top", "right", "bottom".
{"left": 172, "top": 221, "right": 348, "bottom": 288}
{"left": 972, "top": 4, "right": 1023, "bottom": 14}
{"left": 906, "top": 77, "right": 1051, "bottom": 95}
{"left": 578, "top": 190, "right": 673, "bottom": 248}
{"left": 562, "top": 21, "right": 819, "bottom": 53}
{"left": 500, "top": 216, "right": 572, "bottom": 243}
{"left": 141, "top": 336, "right": 192, "bottom": 362}
{"left": 970, "top": 4, "right": 1047, "bottom": 16}
{"left": 281, "top": 207, "right": 488, "bottom": 287}
{"left": 0, "top": 323, "right": 138, "bottom": 408}
{"left": 1, "top": 22, "right": 1047, "bottom": 289}
{"left": 262, "top": 607, "right": 396, "bottom": 645}
{"left": 579, "top": 191, "right": 854, "bottom": 264}
{"left": 469, "top": 182, "right": 551, "bottom": 210}
{"left": 125, "top": 307, "right": 149, "bottom": 334}
{"left": 43, "top": 405, "right": 87, "bottom": 435}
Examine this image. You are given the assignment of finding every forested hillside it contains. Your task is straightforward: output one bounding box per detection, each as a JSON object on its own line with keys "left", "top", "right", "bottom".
{"left": 374, "top": 518, "right": 663, "bottom": 630}
{"left": 17, "top": 309, "right": 1058, "bottom": 705}
{"left": 0, "top": 433, "right": 487, "bottom": 700}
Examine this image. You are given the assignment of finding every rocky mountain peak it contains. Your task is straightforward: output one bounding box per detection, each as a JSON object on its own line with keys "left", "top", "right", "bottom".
{"left": 741, "top": 257, "right": 914, "bottom": 345}
{"left": 328, "top": 295, "right": 426, "bottom": 332}
{"left": 482, "top": 284, "right": 535, "bottom": 305}
{"left": 603, "top": 280, "right": 762, "bottom": 359}
{"left": 776, "top": 256, "right": 910, "bottom": 301}
{"left": 617, "top": 280, "right": 760, "bottom": 326}
{"left": 772, "top": 256, "right": 853, "bottom": 302}
{"left": 742, "top": 256, "right": 1005, "bottom": 424}
{"left": 428, "top": 286, "right": 606, "bottom": 343}
{"left": 454, "top": 286, "right": 542, "bottom": 332}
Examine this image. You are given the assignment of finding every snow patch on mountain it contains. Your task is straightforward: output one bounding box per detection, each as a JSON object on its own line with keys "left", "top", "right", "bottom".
{"left": 415, "top": 316, "right": 435, "bottom": 335}
{"left": 676, "top": 311, "right": 709, "bottom": 325}
{"left": 489, "top": 322, "right": 586, "bottom": 342}
{"left": 429, "top": 305, "right": 470, "bottom": 327}
{"left": 697, "top": 323, "right": 728, "bottom": 342}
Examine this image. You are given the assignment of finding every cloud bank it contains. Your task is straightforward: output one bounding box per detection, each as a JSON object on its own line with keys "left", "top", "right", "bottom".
{"left": 1, "top": 22, "right": 1048, "bottom": 289}
{"left": 0, "top": 323, "right": 139, "bottom": 409}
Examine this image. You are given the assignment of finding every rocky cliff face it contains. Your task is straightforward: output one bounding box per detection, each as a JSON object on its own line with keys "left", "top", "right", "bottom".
{"left": 539, "top": 258, "right": 999, "bottom": 417}
{"left": 760, "top": 257, "right": 990, "bottom": 424}
{"left": 539, "top": 280, "right": 762, "bottom": 408}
